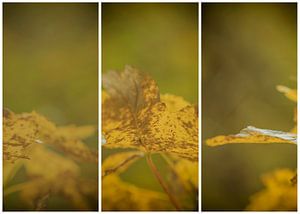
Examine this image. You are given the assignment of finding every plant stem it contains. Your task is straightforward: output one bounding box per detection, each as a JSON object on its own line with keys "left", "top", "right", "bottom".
{"left": 146, "top": 153, "right": 181, "bottom": 211}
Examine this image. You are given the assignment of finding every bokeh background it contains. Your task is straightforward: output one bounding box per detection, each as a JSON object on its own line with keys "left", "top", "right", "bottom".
{"left": 102, "top": 3, "right": 198, "bottom": 210}
{"left": 4, "top": 3, "right": 98, "bottom": 210}
{"left": 202, "top": 3, "right": 297, "bottom": 210}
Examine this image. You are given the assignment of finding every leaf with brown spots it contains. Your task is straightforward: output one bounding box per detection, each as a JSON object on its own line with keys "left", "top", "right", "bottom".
{"left": 3, "top": 109, "right": 97, "bottom": 163}
{"left": 102, "top": 66, "right": 198, "bottom": 161}
{"left": 206, "top": 126, "right": 297, "bottom": 147}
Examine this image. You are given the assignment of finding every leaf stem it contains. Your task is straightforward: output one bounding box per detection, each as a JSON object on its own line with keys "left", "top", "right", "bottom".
{"left": 103, "top": 153, "right": 143, "bottom": 178}
{"left": 146, "top": 153, "right": 181, "bottom": 210}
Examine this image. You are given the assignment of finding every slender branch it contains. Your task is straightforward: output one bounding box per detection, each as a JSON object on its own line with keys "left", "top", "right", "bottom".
{"left": 102, "top": 153, "right": 143, "bottom": 178}
{"left": 146, "top": 153, "right": 181, "bottom": 211}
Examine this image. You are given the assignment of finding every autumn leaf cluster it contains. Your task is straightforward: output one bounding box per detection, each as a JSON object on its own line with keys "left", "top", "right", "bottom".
{"left": 102, "top": 66, "right": 198, "bottom": 211}
{"left": 4, "top": 108, "right": 98, "bottom": 210}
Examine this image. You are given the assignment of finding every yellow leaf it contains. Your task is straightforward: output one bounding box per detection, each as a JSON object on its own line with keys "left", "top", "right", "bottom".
{"left": 3, "top": 109, "right": 97, "bottom": 163}
{"left": 102, "top": 174, "right": 171, "bottom": 211}
{"left": 277, "top": 85, "right": 297, "bottom": 102}
{"left": 171, "top": 156, "right": 198, "bottom": 189}
{"left": 161, "top": 94, "right": 191, "bottom": 112}
{"left": 246, "top": 169, "right": 297, "bottom": 211}
{"left": 3, "top": 109, "right": 55, "bottom": 163}
{"left": 56, "top": 125, "right": 96, "bottom": 140}
{"left": 102, "top": 66, "right": 198, "bottom": 161}
{"left": 206, "top": 126, "right": 296, "bottom": 146}
{"left": 18, "top": 147, "right": 94, "bottom": 210}
{"left": 102, "top": 151, "right": 143, "bottom": 177}
{"left": 23, "top": 146, "right": 80, "bottom": 181}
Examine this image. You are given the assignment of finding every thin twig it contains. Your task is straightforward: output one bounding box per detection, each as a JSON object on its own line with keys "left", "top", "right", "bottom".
{"left": 102, "top": 153, "right": 143, "bottom": 178}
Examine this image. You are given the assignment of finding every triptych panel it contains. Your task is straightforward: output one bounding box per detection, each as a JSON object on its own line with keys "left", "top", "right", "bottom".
{"left": 2, "top": 1, "right": 297, "bottom": 212}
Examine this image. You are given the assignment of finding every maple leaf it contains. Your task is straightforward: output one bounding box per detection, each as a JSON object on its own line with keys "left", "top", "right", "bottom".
{"left": 102, "top": 66, "right": 198, "bottom": 161}
{"left": 102, "top": 174, "right": 172, "bottom": 211}
{"left": 206, "top": 126, "right": 297, "bottom": 147}
{"left": 3, "top": 108, "right": 98, "bottom": 210}
{"left": 3, "top": 109, "right": 97, "bottom": 163}
{"left": 246, "top": 169, "right": 297, "bottom": 211}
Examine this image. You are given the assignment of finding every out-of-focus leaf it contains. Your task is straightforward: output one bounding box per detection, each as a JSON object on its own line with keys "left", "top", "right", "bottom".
{"left": 102, "top": 174, "right": 172, "bottom": 211}
{"left": 3, "top": 109, "right": 97, "bottom": 163}
{"left": 171, "top": 156, "right": 198, "bottom": 189}
{"left": 19, "top": 146, "right": 95, "bottom": 210}
{"left": 102, "top": 151, "right": 143, "bottom": 177}
{"left": 102, "top": 66, "right": 198, "bottom": 161}
{"left": 277, "top": 85, "right": 297, "bottom": 102}
{"left": 23, "top": 146, "right": 80, "bottom": 181}
{"left": 56, "top": 125, "right": 96, "bottom": 140}
{"left": 162, "top": 155, "right": 198, "bottom": 210}
{"left": 246, "top": 169, "right": 297, "bottom": 211}
{"left": 206, "top": 126, "right": 297, "bottom": 147}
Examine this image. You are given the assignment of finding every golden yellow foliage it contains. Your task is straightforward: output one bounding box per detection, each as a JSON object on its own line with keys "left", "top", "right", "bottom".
{"left": 102, "top": 151, "right": 143, "bottom": 177}
{"left": 23, "top": 146, "right": 80, "bottom": 181}
{"left": 102, "top": 66, "right": 198, "bottom": 161}
{"left": 246, "top": 169, "right": 297, "bottom": 211}
{"left": 102, "top": 67, "right": 198, "bottom": 211}
{"left": 3, "top": 108, "right": 51, "bottom": 163}
{"left": 102, "top": 174, "right": 171, "bottom": 211}
{"left": 3, "top": 108, "right": 97, "bottom": 210}
{"left": 3, "top": 109, "right": 97, "bottom": 163}
{"left": 277, "top": 85, "right": 297, "bottom": 102}
{"left": 206, "top": 84, "right": 297, "bottom": 211}
{"left": 171, "top": 156, "right": 198, "bottom": 189}
{"left": 206, "top": 126, "right": 296, "bottom": 146}
{"left": 56, "top": 125, "right": 96, "bottom": 140}
{"left": 161, "top": 94, "right": 191, "bottom": 111}
{"left": 17, "top": 146, "right": 95, "bottom": 210}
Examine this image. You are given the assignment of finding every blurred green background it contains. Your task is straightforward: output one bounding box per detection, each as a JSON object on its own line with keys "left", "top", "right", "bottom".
{"left": 102, "top": 3, "right": 198, "bottom": 210}
{"left": 202, "top": 3, "right": 297, "bottom": 211}
{"left": 102, "top": 3, "right": 198, "bottom": 103}
{"left": 4, "top": 3, "right": 98, "bottom": 210}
